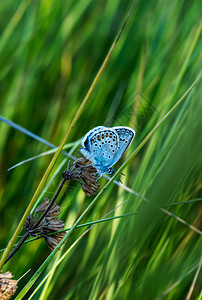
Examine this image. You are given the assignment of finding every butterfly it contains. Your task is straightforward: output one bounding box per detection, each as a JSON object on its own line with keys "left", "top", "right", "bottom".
{"left": 79, "top": 126, "right": 135, "bottom": 177}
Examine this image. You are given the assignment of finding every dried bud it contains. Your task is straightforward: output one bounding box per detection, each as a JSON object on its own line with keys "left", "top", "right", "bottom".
{"left": 0, "top": 271, "right": 18, "bottom": 299}
{"left": 41, "top": 215, "right": 66, "bottom": 250}
{"left": 23, "top": 214, "right": 35, "bottom": 232}
{"left": 23, "top": 199, "right": 65, "bottom": 251}
{"left": 35, "top": 198, "right": 50, "bottom": 213}
{"left": 63, "top": 158, "right": 100, "bottom": 196}
{"left": 80, "top": 182, "right": 100, "bottom": 197}
{"left": 36, "top": 198, "right": 61, "bottom": 220}
{"left": 44, "top": 230, "right": 66, "bottom": 251}
{"left": 42, "top": 218, "right": 65, "bottom": 233}
{"left": 44, "top": 236, "right": 60, "bottom": 251}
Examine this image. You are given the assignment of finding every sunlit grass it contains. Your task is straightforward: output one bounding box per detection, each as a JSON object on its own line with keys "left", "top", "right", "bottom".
{"left": 0, "top": 0, "right": 201, "bottom": 299}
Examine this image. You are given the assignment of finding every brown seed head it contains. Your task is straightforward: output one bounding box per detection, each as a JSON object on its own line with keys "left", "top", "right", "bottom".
{"left": 23, "top": 199, "right": 65, "bottom": 251}
{"left": 0, "top": 271, "right": 18, "bottom": 299}
{"left": 63, "top": 158, "right": 100, "bottom": 196}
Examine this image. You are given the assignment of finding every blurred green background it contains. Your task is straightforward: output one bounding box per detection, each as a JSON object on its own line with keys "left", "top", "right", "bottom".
{"left": 0, "top": 0, "right": 201, "bottom": 299}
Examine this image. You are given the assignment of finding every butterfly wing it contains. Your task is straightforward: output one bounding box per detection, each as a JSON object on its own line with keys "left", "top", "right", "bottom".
{"left": 81, "top": 126, "right": 106, "bottom": 149}
{"left": 80, "top": 127, "right": 119, "bottom": 170}
{"left": 110, "top": 126, "right": 135, "bottom": 165}
{"left": 80, "top": 126, "right": 135, "bottom": 175}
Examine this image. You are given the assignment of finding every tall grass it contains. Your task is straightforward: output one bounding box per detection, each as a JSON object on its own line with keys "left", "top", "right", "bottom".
{"left": 0, "top": 0, "right": 201, "bottom": 299}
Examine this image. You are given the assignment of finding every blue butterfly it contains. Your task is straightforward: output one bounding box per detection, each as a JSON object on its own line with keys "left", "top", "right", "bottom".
{"left": 79, "top": 126, "right": 135, "bottom": 176}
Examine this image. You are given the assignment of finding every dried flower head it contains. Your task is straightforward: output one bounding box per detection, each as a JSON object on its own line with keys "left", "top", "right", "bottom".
{"left": 36, "top": 198, "right": 61, "bottom": 220}
{"left": 63, "top": 158, "right": 100, "bottom": 196}
{"left": 23, "top": 198, "right": 65, "bottom": 251}
{"left": 0, "top": 271, "right": 18, "bottom": 299}
{"left": 42, "top": 217, "right": 66, "bottom": 251}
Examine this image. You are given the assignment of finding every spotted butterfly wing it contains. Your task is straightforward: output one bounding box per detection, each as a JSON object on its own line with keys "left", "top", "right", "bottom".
{"left": 111, "top": 126, "right": 135, "bottom": 165}
{"left": 81, "top": 126, "right": 106, "bottom": 149}
{"left": 80, "top": 127, "right": 119, "bottom": 171}
{"left": 80, "top": 126, "right": 135, "bottom": 176}
{"left": 80, "top": 126, "right": 106, "bottom": 163}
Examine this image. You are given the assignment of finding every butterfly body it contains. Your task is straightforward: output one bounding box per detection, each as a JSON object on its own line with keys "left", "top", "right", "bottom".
{"left": 80, "top": 126, "right": 135, "bottom": 176}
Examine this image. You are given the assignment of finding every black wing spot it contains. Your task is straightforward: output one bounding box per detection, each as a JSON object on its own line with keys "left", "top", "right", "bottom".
{"left": 84, "top": 138, "right": 90, "bottom": 150}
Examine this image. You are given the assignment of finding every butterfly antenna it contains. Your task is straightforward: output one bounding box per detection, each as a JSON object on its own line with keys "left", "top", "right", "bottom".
{"left": 118, "top": 177, "right": 123, "bottom": 184}
{"left": 115, "top": 171, "right": 124, "bottom": 183}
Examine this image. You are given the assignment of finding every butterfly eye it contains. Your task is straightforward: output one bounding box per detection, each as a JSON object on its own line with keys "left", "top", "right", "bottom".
{"left": 107, "top": 167, "right": 114, "bottom": 175}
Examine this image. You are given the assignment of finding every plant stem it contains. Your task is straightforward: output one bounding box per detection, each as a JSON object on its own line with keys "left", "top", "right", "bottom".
{"left": 3, "top": 176, "right": 68, "bottom": 265}
{"left": 33, "top": 177, "right": 67, "bottom": 229}
{"left": 4, "top": 232, "right": 29, "bottom": 265}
